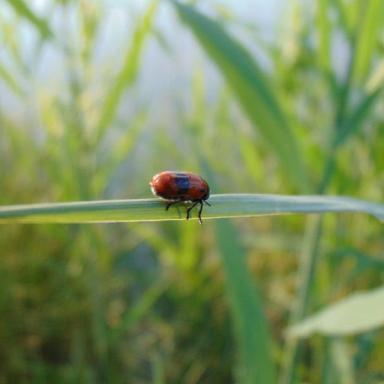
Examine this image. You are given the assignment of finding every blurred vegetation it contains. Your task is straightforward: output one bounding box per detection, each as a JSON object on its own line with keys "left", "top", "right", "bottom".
{"left": 1, "top": 0, "right": 384, "bottom": 383}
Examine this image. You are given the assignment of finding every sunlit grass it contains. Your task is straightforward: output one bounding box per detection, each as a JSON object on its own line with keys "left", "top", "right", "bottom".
{"left": 1, "top": 194, "right": 384, "bottom": 224}
{"left": 1, "top": 0, "right": 384, "bottom": 383}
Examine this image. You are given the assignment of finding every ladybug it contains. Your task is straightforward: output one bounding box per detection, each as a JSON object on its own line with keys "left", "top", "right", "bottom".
{"left": 150, "top": 171, "right": 211, "bottom": 225}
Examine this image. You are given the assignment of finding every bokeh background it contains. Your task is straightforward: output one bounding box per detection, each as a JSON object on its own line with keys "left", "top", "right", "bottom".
{"left": 1, "top": 0, "right": 384, "bottom": 383}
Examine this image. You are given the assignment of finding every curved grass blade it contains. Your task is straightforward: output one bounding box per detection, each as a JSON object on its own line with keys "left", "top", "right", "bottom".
{"left": 316, "top": 0, "right": 331, "bottom": 72}
{"left": 0, "top": 194, "right": 384, "bottom": 224}
{"left": 336, "top": 88, "right": 382, "bottom": 146}
{"left": 0, "top": 62, "right": 24, "bottom": 96}
{"left": 352, "top": 0, "right": 384, "bottom": 81}
{"left": 170, "top": 1, "right": 310, "bottom": 193}
{"left": 215, "top": 219, "right": 276, "bottom": 383}
{"left": 96, "top": 1, "right": 157, "bottom": 140}
{"left": 6, "top": 0, "right": 53, "bottom": 39}
{"left": 287, "top": 285, "right": 384, "bottom": 338}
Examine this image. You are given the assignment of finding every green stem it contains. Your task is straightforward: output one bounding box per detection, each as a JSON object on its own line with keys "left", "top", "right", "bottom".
{"left": 279, "top": 3, "right": 369, "bottom": 382}
{"left": 279, "top": 215, "right": 323, "bottom": 384}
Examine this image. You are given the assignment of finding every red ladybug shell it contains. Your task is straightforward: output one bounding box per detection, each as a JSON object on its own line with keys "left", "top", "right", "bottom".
{"left": 150, "top": 171, "right": 211, "bottom": 224}
{"left": 150, "top": 171, "right": 210, "bottom": 202}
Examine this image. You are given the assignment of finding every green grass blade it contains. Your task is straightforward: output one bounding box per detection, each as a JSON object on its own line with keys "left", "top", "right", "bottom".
{"left": 0, "top": 62, "right": 24, "bottom": 96}
{"left": 1, "top": 194, "right": 384, "bottom": 223}
{"left": 366, "top": 57, "right": 384, "bottom": 93}
{"left": 109, "top": 278, "right": 169, "bottom": 343}
{"left": 316, "top": 0, "right": 331, "bottom": 72}
{"left": 96, "top": 1, "right": 157, "bottom": 140}
{"left": 170, "top": 1, "right": 311, "bottom": 193}
{"left": 6, "top": 0, "right": 53, "bottom": 39}
{"left": 287, "top": 285, "right": 384, "bottom": 337}
{"left": 95, "top": 109, "right": 149, "bottom": 195}
{"left": 336, "top": 88, "right": 382, "bottom": 146}
{"left": 329, "top": 339, "right": 355, "bottom": 384}
{"left": 215, "top": 219, "right": 276, "bottom": 383}
{"left": 352, "top": 0, "right": 384, "bottom": 81}
{"left": 151, "top": 352, "right": 166, "bottom": 384}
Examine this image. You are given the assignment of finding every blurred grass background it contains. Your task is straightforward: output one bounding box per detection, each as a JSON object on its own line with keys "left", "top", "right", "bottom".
{"left": 1, "top": 0, "right": 384, "bottom": 383}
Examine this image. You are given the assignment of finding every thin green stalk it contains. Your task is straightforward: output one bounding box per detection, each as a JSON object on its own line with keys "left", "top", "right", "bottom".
{"left": 1, "top": 195, "right": 384, "bottom": 224}
{"left": 215, "top": 219, "right": 276, "bottom": 384}
{"left": 280, "top": 4, "right": 372, "bottom": 382}
{"left": 279, "top": 215, "right": 324, "bottom": 384}
{"left": 335, "top": 1, "right": 368, "bottom": 133}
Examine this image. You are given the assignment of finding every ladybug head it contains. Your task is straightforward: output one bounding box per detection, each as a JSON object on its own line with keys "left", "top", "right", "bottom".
{"left": 202, "top": 185, "right": 210, "bottom": 201}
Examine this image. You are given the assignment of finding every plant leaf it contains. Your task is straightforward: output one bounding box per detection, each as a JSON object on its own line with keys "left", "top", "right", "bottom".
{"left": 1, "top": 194, "right": 384, "bottom": 223}
{"left": 0, "top": 62, "right": 24, "bottom": 96}
{"left": 287, "top": 285, "right": 384, "bottom": 337}
{"left": 170, "top": 1, "right": 311, "bottom": 193}
{"left": 336, "top": 88, "right": 382, "bottom": 146}
{"left": 353, "top": 0, "right": 384, "bottom": 81}
{"left": 215, "top": 219, "right": 276, "bottom": 383}
{"left": 6, "top": 0, "right": 53, "bottom": 39}
{"left": 96, "top": 1, "right": 157, "bottom": 140}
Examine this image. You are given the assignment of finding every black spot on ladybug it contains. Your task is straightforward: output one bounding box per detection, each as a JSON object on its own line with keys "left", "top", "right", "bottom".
{"left": 174, "top": 175, "right": 190, "bottom": 194}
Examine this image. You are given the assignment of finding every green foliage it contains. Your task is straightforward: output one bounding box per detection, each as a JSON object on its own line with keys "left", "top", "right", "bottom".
{"left": 171, "top": 1, "right": 311, "bottom": 193}
{"left": 5, "top": 0, "right": 53, "bottom": 38}
{"left": 97, "top": 1, "right": 157, "bottom": 140}
{"left": 288, "top": 286, "right": 384, "bottom": 337}
{"left": 1, "top": 0, "right": 384, "bottom": 383}
{"left": 1, "top": 194, "right": 384, "bottom": 224}
{"left": 215, "top": 219, "right": 276, "bottom": 384}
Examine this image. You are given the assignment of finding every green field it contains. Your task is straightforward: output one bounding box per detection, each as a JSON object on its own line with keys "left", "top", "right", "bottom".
{"left": 1, "top": 1, "right": 384, "bottom": 383}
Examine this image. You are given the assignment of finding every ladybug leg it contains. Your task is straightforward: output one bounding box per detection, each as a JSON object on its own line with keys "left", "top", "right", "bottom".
{"left": 165, "top": 200, "right": 182, "bottom": 211}
{"left": 197, "top": 200, "right": 204, "bottom": 225}
{"left": 204, "top": 201, "right": 211, "bottom": 207}
{"left": 186, "top": 201, "right": 199, "bottom": 221}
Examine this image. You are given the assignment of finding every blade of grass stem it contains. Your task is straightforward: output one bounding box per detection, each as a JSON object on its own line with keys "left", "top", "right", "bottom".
{"left": 109, "top": 278, "right": 169, "bottom": 343}
{"left": 287, "top": 285, "right": 384, "bottom": 338}
{"left": 215, "top": 219, "right": 276, "bottom": 384}
{"left": 6, "top": 0, "right": 53, "bottom": 38}
{"left": 336, "top": 88, "right": 382, "bottom": 146}
{"left": 0, "top": 62, "right": 24, "bottom": 96}
{"left": 1, "top": 195, "right": 384, "bottom": 224}
{"left": 96, "top": 1, "right": 157, "bottom": 141}
{"left": 279, "top": 215, "right": 324, "bottom": 384}
{"left": 316, "top": 0, "right": 331, "bottom": 72}
{"left": 281, "top": 4, "right": 381, "bottom": 381}
{"left": 330, "top": 339, "right": 355, "bottom": 384}
{"left": 352, "top": 0, "right": 384, "bottom": 81}
{"left": 170, "top": 1, "right": 310, "bottom": 193}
